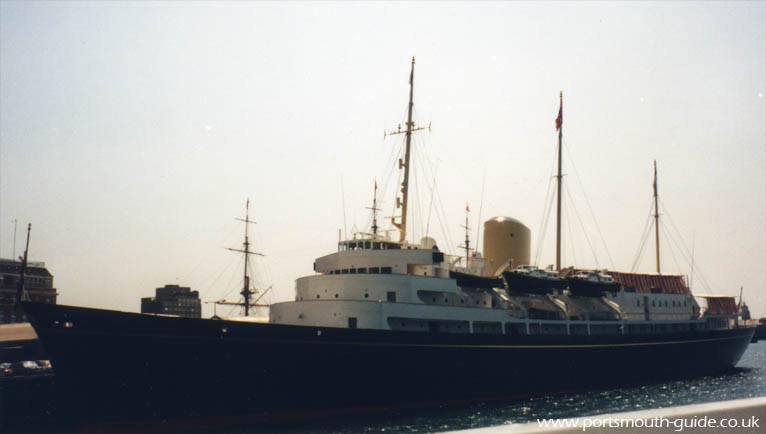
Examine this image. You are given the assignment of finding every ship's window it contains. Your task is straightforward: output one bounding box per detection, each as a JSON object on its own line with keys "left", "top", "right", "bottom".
{"left": 637, "top": 300, "right": 640, "bottom": 307}
{"left": 349, "top": 242, "right": 357, "bottom": 249}
{"left": 461, "top": 299, "right": 465, "bottom": 304}
{"left": 364, "top": 242, "right": 371, "bottom": 249}
{"left": 370, "top": 267, "right": 380, "bottom": 274}
{"left": 652, "top": 300, "right": 655, "bottom": 307}
{"left": 348, "top": 317, "right": 357, "bottom": 328}
{"left": 387, "top": 291, "right": 397, "bottom": 303}
{"left": 335, "top": 294, "right": 339, "bottom": 298}
{"left": 350, "top": 268, "right": 357, "bottom": 274}
{"left": 373, "top": 242, "right": 381, "bottom": 250}
{"left": 445, "top": 298, "right": 449, "bottom": 303}
{"left": 665, "top": 301, "right": 668, "bottom": 307}
{"left": 364, "top": 293, "right": 369, "bottom": 298}
{"left": 357, "top": 268, "right": 367, "bottom": 274}
{"left": 316, "top": 294, "right": 320, "bottom": 299}
{"left": 381, "top": 267, "right": 392, "bottom": 274}
{"left": 341, "top": 269, "right": 349, "bottom": 274}
{"left": 432, "top": 297, "right": 436, "bottom": 302}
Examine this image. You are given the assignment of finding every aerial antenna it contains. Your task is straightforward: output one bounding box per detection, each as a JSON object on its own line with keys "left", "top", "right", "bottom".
{"left": 341, "top": 174, "right": 348, "bottom": 240}
{"left": 226, "top": 199, "right": 264, "bottom": 316}
{"left": 555, "top": 91, "right": 564, "bottom": 271}
{"left": 653, "top": 160, "right": 661, "bottom": 274}
{"left": 12, "top": 219, "right": 17, "bottom": 260}
{"left": 385, "top": 57, "right": 431, "bottom": 243}
{"left": 476, "top": 170, "right": 486, "bottom": 253}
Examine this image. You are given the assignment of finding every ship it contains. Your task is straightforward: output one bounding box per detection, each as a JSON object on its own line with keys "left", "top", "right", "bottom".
{"left": 21, "top": 58, "right": 754, "bottom": 429}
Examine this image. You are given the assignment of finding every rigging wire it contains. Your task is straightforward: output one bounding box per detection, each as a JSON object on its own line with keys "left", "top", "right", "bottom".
{"left": 562, "top": 137, "right": 616, "bottom": 269}
{"left": 660, "top": 222, "right": 684, "bottom": 278}
{"left": 533, "top": 142, "right": 559, "bottom": 266}
{"left": 564, "top": 183, "right": 600, "bottom": 268}
{"left": 630, "top": 199, "right": 656, "bottom": 272}
{"left": 562, "top": 191, "right": 578, "bottom": 267}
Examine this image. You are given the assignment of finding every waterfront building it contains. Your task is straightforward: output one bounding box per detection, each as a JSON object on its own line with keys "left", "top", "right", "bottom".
{"left": 0, "top": 259, "right": 57, "bottom": 324}
{"left": 141, "top": 284, "right": 201, "bottom": 318}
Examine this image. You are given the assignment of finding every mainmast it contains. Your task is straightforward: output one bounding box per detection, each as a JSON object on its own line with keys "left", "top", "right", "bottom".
{"left": 386, "top": 57, "right": 429, "bottom": 244}
{"left": 227, "top": 199, "right": 264, "bottom": 316}
{"left": 555, "top": 91, "right": 563, "bottom": 271}
{"left": 393, "top": 56, "right": 416, "bottom": 243}
{"left": 653, "top": 160, "right": 661, "bottom": 274}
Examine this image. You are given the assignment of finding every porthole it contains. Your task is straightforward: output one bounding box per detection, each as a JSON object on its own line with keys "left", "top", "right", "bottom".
{"left": 316, "top": 294, "right": 320, "bottom": 299}
{"left": 364, "top": 293, "right": 369, "bottom": 298}
{"left": 335, "top": 294, "right": 339, "bottom": 298}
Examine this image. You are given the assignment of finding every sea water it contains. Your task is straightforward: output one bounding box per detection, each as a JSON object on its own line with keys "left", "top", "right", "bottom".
{"left": 282, "top": 341, "right": 766, "bottom": 434}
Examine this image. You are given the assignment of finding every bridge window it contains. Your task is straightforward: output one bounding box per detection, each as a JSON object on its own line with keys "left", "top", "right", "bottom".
{"left": 364, "top": 242, "right": 371, "bottom": 249}
{"left": 350, "top": 268, "right": 357, "bottom": 274}
{"left": 357, "top": 268, "right": 367, "bottom": 274}
{"left": 370, "top": 267, "right": 380, "bottom": 274}
{"left": 348, "top": 317, "right": 357, "bottom": 329}
{"left": 341, "top": 269, "right": 349, "bottom": 274}
{"left": 381, "top": 267, "right": 392, "bottom": 274}
{"left": 387, "top": 291, "right": 397, "bottom": 303}
{"left": 373, "top": 242, "right": 381, "bottom": 250}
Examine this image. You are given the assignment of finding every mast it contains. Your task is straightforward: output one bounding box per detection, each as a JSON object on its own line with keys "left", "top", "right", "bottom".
{"left": 386, "top": 57, "right": 429, "bottom": 243}
{"left": 14, "top": 223, "right": 31, "bottom": 319}
{"left": 227, "top": 199, "right": 263, "bottom": 316}
{"left": 460, "top": 204, "right": 471, "bottom": 265}
{"left": 555, "top": 91, "right": 563, "bottom": 271}
{"left": 396, "top": 57, "right": 416, "bottom": 243}
{"left": 366, "top": 180, "right": 380, "bottom": 235}
{"left": 653, "top": 160, "right": 661, "bottom": 274}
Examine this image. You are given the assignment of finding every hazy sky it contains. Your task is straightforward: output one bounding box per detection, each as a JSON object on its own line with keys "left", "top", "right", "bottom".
{"left": 1, "top": 1, "right": 764, "bottom": 318}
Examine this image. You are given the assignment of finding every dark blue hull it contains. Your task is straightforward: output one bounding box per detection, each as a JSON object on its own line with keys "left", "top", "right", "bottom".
{"left": 21, "top": 302, "right": 754, "bottom": 428}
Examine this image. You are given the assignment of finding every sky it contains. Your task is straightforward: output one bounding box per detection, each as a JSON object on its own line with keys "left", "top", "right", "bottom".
{"left": 1, "top": 1, "right": 764, "bottom": 318}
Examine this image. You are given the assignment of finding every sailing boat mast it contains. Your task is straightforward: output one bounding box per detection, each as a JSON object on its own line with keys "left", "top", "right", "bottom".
{"left": 555, "top": 92, "right": 563, "bottom": 271}
{"left": 227, "top": 199, "right": 264, "bottom": 316}
{"left": 653, "top": 160, "right": 661, "bottom": 274}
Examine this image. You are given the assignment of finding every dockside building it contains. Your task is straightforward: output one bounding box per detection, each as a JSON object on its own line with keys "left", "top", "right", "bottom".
{"left": 0, "top": 259, "right": 57, "bottom": 324}
{"left": 141, "top": 284, "right": 201, "bottom": 318}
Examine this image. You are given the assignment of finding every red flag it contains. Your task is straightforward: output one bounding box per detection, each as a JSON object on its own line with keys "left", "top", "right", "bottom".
{"left": 374, "top": 180, "right": 377, "bottom": 191}
{"left": 555, "top": 93, "right": 563, "bottom": 131}
{"left": 466, "top": 203, "right": 470, "bottom": 212}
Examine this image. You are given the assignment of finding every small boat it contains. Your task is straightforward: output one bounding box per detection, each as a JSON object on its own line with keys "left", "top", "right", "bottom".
{"left": 503, "top": 265, "right": 567, "bottom": 294}
{"left": 566, "top": 270, "right": 621, "bottom": 296}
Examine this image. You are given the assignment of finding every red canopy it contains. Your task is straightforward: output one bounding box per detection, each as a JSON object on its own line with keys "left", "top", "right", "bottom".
{"left": 605, "top": 271, "right": 690, "bottom": 294}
